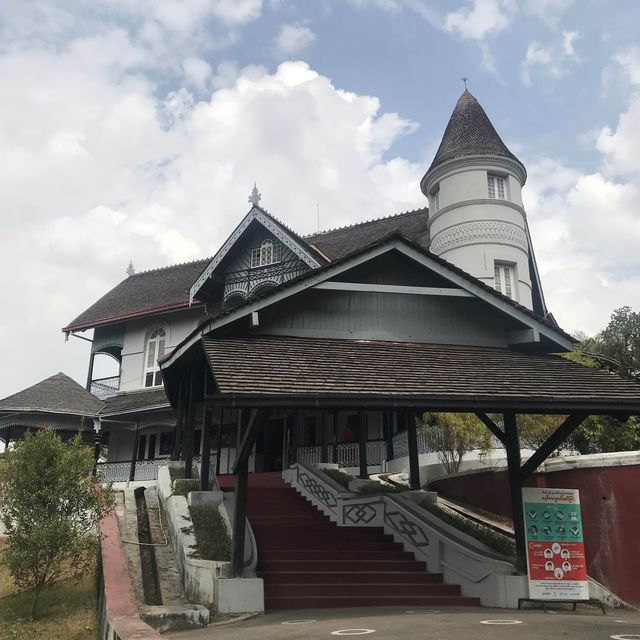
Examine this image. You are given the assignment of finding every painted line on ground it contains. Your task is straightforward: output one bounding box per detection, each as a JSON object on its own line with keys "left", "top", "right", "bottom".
{"left": 610, "top": 635, "right": 640, "bottom": 639}
{"left": 480, "top": 620, "right": 523, "bottom": 625}
{"left": 406, "top": 610, "right": 441, "bottom": 614}
{"left": 616, "top": 621, "right": 640, "bottom": 626}
{"left": 282, "top": 620, "right": 317, "bottom": 625}
{"left": 331, "top": 629, "right": 376, "bottom": 636}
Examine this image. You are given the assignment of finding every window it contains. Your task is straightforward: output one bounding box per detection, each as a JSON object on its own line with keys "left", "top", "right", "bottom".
{"left": 487, "top": 174, "right": 506, "bottom": 200}
{"left": 144, "top": 328, "right": 165, "bottom": 387}
{"left": 494, "top": 262, "right": 515, "bottom": 299}
{"left": 250, "top": 239, "right": 281, "bottom": 268}
{"left": 433, "top": 187, "right": 440, "bottom": 213}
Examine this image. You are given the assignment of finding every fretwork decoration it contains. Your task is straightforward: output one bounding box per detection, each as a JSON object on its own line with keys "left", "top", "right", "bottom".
{"left": 344, "top": 503, "right": 377, "bottom": 524}
{"left": 385, "top": 510, "right": 430, "bottom": 547}
{"left": 298, "top": 470, "right": 338, "bottom": 508}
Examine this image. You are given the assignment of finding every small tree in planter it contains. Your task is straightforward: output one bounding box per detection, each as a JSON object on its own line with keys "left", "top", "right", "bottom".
{"left": 0, "top": 429, "right": 114, "bottom": 618}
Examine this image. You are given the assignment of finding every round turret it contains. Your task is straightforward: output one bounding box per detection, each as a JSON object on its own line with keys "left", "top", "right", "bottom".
{"left": 422, "top": 91, "right": 535, "bottom": 311}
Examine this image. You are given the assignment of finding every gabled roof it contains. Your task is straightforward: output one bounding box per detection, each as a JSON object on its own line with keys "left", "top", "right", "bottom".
{"left": 63, "top": 259, "right": 209, "bottom": 332}
{"left": 305, "top": 209, "right": 429, "bottom": 260}
{"left": 161, "top": 233, "right": 575, "bottom": 379}
{"left": 202, "top": 336, "right": 640, "bottom": 414}
{"left": 189, "top": 205, "right": 326, "bottom": 303}
{"left": 0, "top": 372, "right": 104, "bottom": 416}
{"left": 426, "top": 90, "right": 524, "bottom": 176}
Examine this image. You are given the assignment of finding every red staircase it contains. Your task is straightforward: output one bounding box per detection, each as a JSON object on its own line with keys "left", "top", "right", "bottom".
{"left": 219, "top": 472, "right": 479, "bottom": 610}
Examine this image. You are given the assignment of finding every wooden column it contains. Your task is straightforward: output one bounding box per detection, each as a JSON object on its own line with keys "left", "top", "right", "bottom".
{"left": 201, "top": 412, "right": 213, "bottom": 490}
{"left": 504, "top": 411, "right": 526, "bottom": 574}
{"left": 92, "top": 427, "right": 102, "bottom": 477}
{"left": 183, "top": 371, "right": 195, "bottom": 479}
{"left": 332, "top": 411, "right": 339, "bottom": 464}
{"left": 129, "top": 421, "right": 140, "bottom": 482}
{"left": 383, "top": 410, "right": 393, "bottom": 462}
{"left": 171, "top": 380, "right": 184, "bottom": 461}
{"left": 232, "top": 456, "right": 249, "bottom": 577}
{"left": 85, "top": 351, "right": 96, "bottom": 392}
{"left": 358, "top": 411, "right": 368, "bottom": 479}
{"left": 406, "top": 410, "right": 420, "bottom": 490}
{"left": 215, "top": 408, "right": 223, "bottom": 476}
{"left": 320, "top": 411, "right": 328, "bottom": 464}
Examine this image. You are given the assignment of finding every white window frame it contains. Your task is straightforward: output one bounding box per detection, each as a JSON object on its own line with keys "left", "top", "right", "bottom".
{"left": 251, "top": 239, "right": 282, "bottom": 268}
{"left": 494, "top": 262, "right": 517, "bottom": 300}
{"left": 432, "top": 187, "right": 440, "bottom": 213}
{"left": 487, "top": 174, "right": 506, "bottom": 200}
{"left": 144, "top": 328, "right": 166, "bottom": 387}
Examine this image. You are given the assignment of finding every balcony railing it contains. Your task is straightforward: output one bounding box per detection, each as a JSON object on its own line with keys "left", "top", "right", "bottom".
{"left": 295, "top": 440, "right": 387, "bottom": 468}
{"left": 223, "top": 259, "right": 308, "bottom": 300}
{"left": 90, "top": 376, "right": 120, "bottom": 400}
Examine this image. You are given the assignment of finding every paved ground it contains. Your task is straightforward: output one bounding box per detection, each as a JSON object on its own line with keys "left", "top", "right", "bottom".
{"left": 169, "top": 606, "right": 640, "bottom": 640}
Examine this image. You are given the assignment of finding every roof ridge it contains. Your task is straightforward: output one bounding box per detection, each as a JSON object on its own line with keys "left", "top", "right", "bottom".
{"left": 129, "top": 257, "right": 211, "bottom": 278}
{"left": 304, "top": 208, "right": 428, "bottom": 239}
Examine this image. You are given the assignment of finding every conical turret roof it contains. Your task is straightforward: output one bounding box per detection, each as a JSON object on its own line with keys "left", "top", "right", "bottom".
{"left": 426, "top": 90, "right": 523, "bottom": 174}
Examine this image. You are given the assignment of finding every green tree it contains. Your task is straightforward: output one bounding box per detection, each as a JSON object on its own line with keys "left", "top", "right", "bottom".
{"left": 420, "top": 412, "right": 494, "bottom": 475}
{"left": 0, "top": 430, "right": 114, "bottom": 618}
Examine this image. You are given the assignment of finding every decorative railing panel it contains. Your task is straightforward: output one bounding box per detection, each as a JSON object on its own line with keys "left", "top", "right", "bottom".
{"left": 90, "top": 376, "right": 120, "bottom": 400}
{"left": 223, "top": 259, "right": 308, "bottom": 300}
{"left": 295, "top": 440, "right": 387, "bottom": 467}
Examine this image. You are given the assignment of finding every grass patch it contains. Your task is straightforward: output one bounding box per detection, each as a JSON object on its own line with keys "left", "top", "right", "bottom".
{"left": 172, "top": 479, "right": 201, "bottom": 497}
{"left": 420, "top": 502, "right": 515, "bottom": 558}
{"left": 188, "top": 505, "right": 231, "bottom": 561}
{"left": 0, "top": 539, "right": 98, "bottom": 639}
{"left": 320, "top": 468, "right": 353, "bottom": 489}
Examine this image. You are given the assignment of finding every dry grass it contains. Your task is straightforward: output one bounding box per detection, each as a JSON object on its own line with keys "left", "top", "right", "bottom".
{"left": 0, "top": 538, "right": 98, "bottom": 640}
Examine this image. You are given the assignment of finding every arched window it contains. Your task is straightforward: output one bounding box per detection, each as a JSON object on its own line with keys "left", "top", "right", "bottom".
{"left": 251, "top": 239, "right": 281, "bottom": 268}
{"left": 144, "top": 328, "right": 166, "bottom": 387}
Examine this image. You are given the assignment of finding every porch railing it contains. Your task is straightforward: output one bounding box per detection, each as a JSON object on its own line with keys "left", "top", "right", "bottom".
{"left": 90, "top": 376, "right": 120, "bottom": 400}
{"left": 295, "top": 440, "right": 387, "bottom": 468}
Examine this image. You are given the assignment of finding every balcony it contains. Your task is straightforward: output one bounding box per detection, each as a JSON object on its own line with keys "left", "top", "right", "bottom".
{"left": 90, "top": 375, "right": 120, "bottom": 400}
{"left": 223, "top": 258, "right": 309, "bottom": 301}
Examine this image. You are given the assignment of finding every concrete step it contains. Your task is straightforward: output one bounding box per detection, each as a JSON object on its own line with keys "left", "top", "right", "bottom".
{"left": 264, "top": 595, "right": 481, "bottom": 609}
{"left": 261, "top": 571, "right": 445, "bottom": 585}
{"left": 265, "top": 583, "right": 462, "bottom": 597}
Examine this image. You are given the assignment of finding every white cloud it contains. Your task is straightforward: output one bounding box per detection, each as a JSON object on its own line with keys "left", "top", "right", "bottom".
{"left": 521, "top": 30, "right": 580, "bottom": 86}
{"left": 273, "top": 24, "right": 316, "bottom": 56}
{"left": 614, "top": 45, "right": 640, "bottom": 86}
{"left": 445, "top": 0, "right": 515, "bottom": 41}
{"left": 0, "top": 32, "right": 423, "bottom": 398}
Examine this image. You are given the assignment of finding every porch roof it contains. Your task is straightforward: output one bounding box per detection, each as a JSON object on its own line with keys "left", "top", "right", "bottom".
{"left": 202, "top": 336, "right": 640, "bottom": 414}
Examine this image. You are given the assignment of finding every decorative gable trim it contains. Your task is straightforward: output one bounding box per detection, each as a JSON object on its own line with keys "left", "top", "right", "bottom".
{"left": 189, "top": 206, "right": 322, "bottom": 303}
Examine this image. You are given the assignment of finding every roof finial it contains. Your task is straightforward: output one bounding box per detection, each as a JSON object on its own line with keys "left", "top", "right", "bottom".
{"left": 461, "top": 76, "right": 469, "bottom": 90}
{"left": 126, "top": 260, "right": 135, "bottom": 277}
{"left": 248, "top": 183, "right": 262, "bottom": 206}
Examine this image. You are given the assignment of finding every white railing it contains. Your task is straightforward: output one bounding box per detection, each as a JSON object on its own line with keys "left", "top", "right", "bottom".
{"left": 90, "top": 376, "right": 120, "bottom": 400}
{"left": 97, "top": 459, "right": 169, "bottom": 482}
{"left": 295, "top": 440, "right": 387, "bottom": 467}
{"left": 392, "top": 428, "right": 434, "bottom": 460}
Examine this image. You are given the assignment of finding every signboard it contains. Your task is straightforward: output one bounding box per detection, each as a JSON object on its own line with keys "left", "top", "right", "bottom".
{"left": 522, "top": 487, "right": 589, "bottom": 600}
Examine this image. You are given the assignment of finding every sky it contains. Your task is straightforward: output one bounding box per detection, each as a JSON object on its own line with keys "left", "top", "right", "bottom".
{"left": 1, "top": 0, "right": 640, "bottom": 399}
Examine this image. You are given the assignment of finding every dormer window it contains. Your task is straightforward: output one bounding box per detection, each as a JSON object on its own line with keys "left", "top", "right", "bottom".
{"left": 144, "top": 328, "right": 165, "bottom": 387}
{"left": 488, "top": 174, "right": 506, "bottom": 200}
{"left": 251, "top": 239, "right": 281, "bottom": 268}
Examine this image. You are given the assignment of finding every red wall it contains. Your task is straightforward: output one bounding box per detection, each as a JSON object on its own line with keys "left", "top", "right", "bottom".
{"left": 431, "top": 464, "right": 640, "bottom": 606}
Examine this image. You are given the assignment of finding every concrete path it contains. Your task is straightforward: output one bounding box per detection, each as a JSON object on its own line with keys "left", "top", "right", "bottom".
{"left": 168, "top": 605, "right": 640, "bottom": 640}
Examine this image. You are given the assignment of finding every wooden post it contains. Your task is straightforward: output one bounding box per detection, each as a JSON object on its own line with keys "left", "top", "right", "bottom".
{"left": 320, "top": 411, "right": 328, "bottom": 464}
{"left": 171, "top": 380, "right": 184, "bottom": 461}
{"left": 406, "top": 410, "right": 420, "bottom": 490}
{"left": 232, "top": 456, "right": 249, "bottom": 577}
{"left": 358, "top": 411, "right": 368, "bottom": 479}
{"left": 184, "top": 371, "right": 195, "bottom": 479}
{"left": 201, "top": 412, "right": 212, "bottom": 491}
{"left": 332, "top": 411, "right": 339, "bottom": 464}
{"left": 92, "top": 427, "right": 102, "bottom": 477}
{"left": 383, "top": 410, "right": 393, "bottom": 461}
{"left": 215, "top": 408, "right": 223, "bottom": 476}
{"left": 504, "top": 412, "right": 527, "bottom": 574}
{"left": 85, "top": 351, "right": 96, "bottom": 392}
{"left": 129, "top": 421, "right": 140, "bottom": 482}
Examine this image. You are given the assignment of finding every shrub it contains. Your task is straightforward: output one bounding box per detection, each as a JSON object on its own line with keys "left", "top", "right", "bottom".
{"left": 172, "top": 479, "right": 201, "bottom": 497}
{"left": 357, "top": 482, "right": 408, "bottom": 495}
{"left": 320, "top": 468, "right": 353, "bottom": 489}
{"left": 420, "top": 501, "right": 515, "bottom": 558}
{"left": 188, "top": 505, "right": 231, "bottom": 561}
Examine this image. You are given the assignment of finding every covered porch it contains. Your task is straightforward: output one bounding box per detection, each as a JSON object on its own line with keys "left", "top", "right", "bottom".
{"left": 160, "top": 334, "right": 640, "bottom": 579}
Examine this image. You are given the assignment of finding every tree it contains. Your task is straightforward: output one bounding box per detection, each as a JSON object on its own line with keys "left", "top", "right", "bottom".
{"left": 0, "top": 430, "right": 114, "bottom": 618}
{"left": 420, "top": 412, "right": 494, "bottom": 475}
{"left": 516, "top": 414, "right": 565, "bottom": 452}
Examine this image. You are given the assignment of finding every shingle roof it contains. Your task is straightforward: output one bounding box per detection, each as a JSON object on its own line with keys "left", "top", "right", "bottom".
{"left": 305, "top": 209, "right": 429, "bottom": 260}
{"left": 63, "top": 259, "right": 209, "bottom": 332}
{"left": 0, "top": 372, "right": 104, "bottom": 416}
{"left": 100, "top": 388, "right": 170, "bottom": 417}
{"left": 427, "top": 90, "right": 523, "bottom": 174}
{"left": 203, "top": 336, "right": 640, "bottom": 413}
